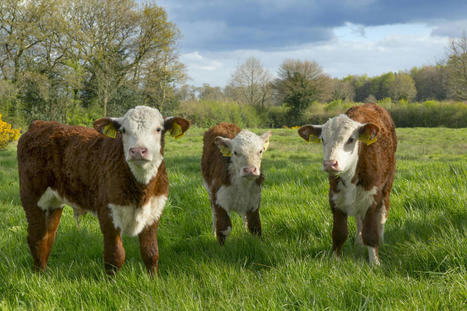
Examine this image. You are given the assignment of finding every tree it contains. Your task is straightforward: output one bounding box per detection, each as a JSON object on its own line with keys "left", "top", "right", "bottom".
{"left": 63, "top": 0, "right": 180, "bottom": 116}
{"left": 331, "top": 78, "right": 355, "bottom": 102}
{"left": 0, "top": 0, "right": 53, "bottom": 83}
{"left": 446, "top": 33, "right": 467, "bottom": 100}
{"left": 273, "top": 59, "right": 329, "bottom": 122}
{"left": 228, "top": 57, "right": 272, "bottom": 111}
{"left": 197, "top": 84, "right": 226, "bottom": 101}
{"left": 410, "top": 65, "right": 449, "bottom": 101}
{"left": 389, "top": 72, "right": 417, "bottom": 101}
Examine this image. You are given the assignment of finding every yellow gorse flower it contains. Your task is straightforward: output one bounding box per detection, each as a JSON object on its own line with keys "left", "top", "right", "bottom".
{"left": 0, "top": 114, "right": 21, "bottom": 149}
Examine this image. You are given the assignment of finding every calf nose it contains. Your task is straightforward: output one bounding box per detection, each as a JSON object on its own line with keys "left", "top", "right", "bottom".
{"left": 129, "top": 147, "right": 148, "bottom": 159}
{"left": 323, "top": 160, "right": 339, "bottom": 171}
{"left": 243, "top": 167, "right": 258, "bottom": 175}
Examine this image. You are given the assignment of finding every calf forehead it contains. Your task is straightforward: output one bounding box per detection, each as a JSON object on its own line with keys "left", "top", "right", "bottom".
{"left": 122, "top": 106, "right": 163, "bottom": 131}
{"left": 323, "top": 114, "right": 362, "bottom": 141}
{"left": 232, "top": 130, "right": 263, "bottom": 151}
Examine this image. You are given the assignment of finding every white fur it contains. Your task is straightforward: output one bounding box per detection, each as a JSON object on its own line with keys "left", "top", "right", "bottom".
{"left": 115, "top": 106, "right": 165, "bottom": 185}
{"left": 108, "top": 195, "right": 167, "bottom": 237}
{"left": 379, "top": 204, "right": 387, "bottom": 244}
{"left": 217, "top": 130, "right": 270, "bottom": 177}
{"left": 127, "top": 159, "right": 163, "bottom": 185}
{"left": 215, "top": 174, "right": 261, "bottom": 217}
{"left": 38, "top": 187, "right": 96, "bottom": 225}
{"left": 332, "top": 182, "right": 378, "bottom": 218}
{"left": 368, "top": 247, "right": 380, "bottom": 265}
{"left": 320, "top": 114, "right": 362, "bottom": 174}
{"left": 220, "top": 226, "right": 231, "bottom": 238}
{"left": 37, "top": 187, "right": 65, "bottom": 211}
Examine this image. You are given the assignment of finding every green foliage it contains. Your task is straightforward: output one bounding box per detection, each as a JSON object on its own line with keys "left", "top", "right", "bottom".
{"left": 295, "top": 100, "right": 467, "bottom": 128}
{"left": 0, "top": 128, "right": 466, "bottom": 310}
{"left": 177, "top": 100, "right": 261, "bottom": 128}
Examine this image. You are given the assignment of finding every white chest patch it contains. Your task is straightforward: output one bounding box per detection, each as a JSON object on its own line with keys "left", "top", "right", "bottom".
{"left": 215, "top": 178, "right": 261, "bottom": 216}
{"left": 109, "top": 195, "right": 167, "bottom": 237}
{"left": 332, "top": 182, "right": 377, "bottom": 217}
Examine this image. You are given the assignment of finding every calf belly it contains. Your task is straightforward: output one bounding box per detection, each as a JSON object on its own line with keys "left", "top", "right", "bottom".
{"left": 214, "top": 183, "right": 261, "bottom": 216}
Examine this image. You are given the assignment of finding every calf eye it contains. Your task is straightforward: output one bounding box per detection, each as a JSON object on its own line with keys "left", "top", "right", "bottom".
{"left": 347, "top": 137, "right": 355, "bottom": 144}
{"left": 121, "top": 127, "right": 126, "bottom": 134}
{"left": 259, "top": 150, "right": 263, "bottom": 154}
{"left": 156, "top": 127, "right": 162, "bottom": 133}
{"left": 233, "top": 151, "right": 238, "bottom": 156}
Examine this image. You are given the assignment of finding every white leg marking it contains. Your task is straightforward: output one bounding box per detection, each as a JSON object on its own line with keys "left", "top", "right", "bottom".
{"left": 355, "top": 216, "right": 364, "bottom": 246}
{"left": 367, "top": 247, "right": 380, "bottom": 265}
{"left": 379, "top": 205, "right": 388, "bottom": 244}
{"left": 211, "top": 204, "right": 216, "bottom": 235}
{"left": 221, "top": 226, "right": 231, "bottom": 237}
{"left": 37, "top": 187, "right": 64, "bottom": 211}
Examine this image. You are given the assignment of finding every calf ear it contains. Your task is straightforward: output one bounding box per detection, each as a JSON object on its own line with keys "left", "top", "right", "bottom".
{"left": 358, "top": 123, "right": 379, "bottom": 146}
{"left": 164, "top": 117, "right": 190, "bottom": 139}
{"left": 93, "top": 118, "right": 121, "bottom": 138}
{"left": 298, "top": 125, "right": 322, "bottom": 143}
{"left": 261, "top": 131, "right": 272, "bottom": 151}
{"left": 215, "top": 136, "right": 232, "bottom": 157}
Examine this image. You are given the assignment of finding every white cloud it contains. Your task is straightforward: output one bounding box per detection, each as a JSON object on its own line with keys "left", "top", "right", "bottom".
{"left": 180, "top": 23, "right": 450, "bottom": 87}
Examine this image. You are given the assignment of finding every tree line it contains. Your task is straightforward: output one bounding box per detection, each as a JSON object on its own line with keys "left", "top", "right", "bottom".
{"left": 180, "top": 33, "right": 466, "bottom": 125}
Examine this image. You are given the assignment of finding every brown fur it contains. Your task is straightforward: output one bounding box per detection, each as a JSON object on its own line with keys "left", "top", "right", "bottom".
{"left": 17, "top": 120, "right": 173, "bottom": 275}
{"left": 201, "top": 123, "right": 264, "bottom": 244}
{"left": 329, "top": 103, "right": 397, "bottom": 260}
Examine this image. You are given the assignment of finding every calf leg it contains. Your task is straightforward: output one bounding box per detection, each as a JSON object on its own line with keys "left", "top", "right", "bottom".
{"left": 138, "top": 222, "right": 159, "bottom": 275}
{"left": 331, "top": 208, "right": 348, "bottom": 257}
{"left": 213, "top": 204, "right": 232, "bottom": 245}
{"left": 245, "top": 209, "right": 262, "bottom": 236}
{"left": 98, "top": 212, "right": 125, "bottom": 275}
{"left": 362, "top": 204, "right": 381, "bottom": 265}
{"left": 24, "top": 205, "right": 63, "bottom": 271}
{"left": 355, "top": 216, "right": 364, "bottom": 246}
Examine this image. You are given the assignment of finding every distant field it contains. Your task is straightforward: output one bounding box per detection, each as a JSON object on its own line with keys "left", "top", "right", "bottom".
{"left": 0, "top": 127, "right": 466, "bottom": 310}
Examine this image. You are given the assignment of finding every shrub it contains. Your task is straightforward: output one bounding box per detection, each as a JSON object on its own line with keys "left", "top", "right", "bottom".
{"left": 177, "top": 100, "right": 262, "bottom": 128}
{"left": 0, "top": 113, "right": 20, "bottom": 150}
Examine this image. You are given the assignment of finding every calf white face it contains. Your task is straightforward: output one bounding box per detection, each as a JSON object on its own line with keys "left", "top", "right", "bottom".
{"left": 215, "top": 130, "right": 271, "bottom": 178}
{"left": 94, "top": 106, "right": 190, "bottom": 184}
{"left": 298, "top": 114, "right": 379, "bottom": 177}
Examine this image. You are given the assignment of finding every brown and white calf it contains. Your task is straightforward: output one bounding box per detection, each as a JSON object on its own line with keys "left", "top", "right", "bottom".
{"left": 298, "top": 103, "right": 397, "bottom": 265}
{"left": 17, "top": 106, "right": 190, "bottom": 274}
{"left": 201, "top": 123, "right": 271, "bottom": 244}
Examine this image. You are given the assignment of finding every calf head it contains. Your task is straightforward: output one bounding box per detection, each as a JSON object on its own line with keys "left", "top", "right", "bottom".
{"left": 215, "top": 130, "right": 271, "bottom": 179}
{"left": 298, "top": 114, "right": 379, "bottom": 177}
{"left": 94, "top": 106, "right": 190, "bottom": 184}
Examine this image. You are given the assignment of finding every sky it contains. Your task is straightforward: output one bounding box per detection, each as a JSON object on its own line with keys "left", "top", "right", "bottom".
{"left": 155, "top": 0, "right": 467, "bottom": 87}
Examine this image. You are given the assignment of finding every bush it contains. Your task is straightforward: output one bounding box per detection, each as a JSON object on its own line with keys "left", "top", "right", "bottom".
{"left": 177, "top": 100, "right": 262, "bottom": 128}
{"left": 271, "top": 100, "right": 467, "bottom": 128}
{"left": 0, "top": 113, "right": 20, "bottom": 150}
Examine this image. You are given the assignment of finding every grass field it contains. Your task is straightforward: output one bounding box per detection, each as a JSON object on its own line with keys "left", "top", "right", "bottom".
{"left": 0, "top": 127, "right": 466, "bottom": 310}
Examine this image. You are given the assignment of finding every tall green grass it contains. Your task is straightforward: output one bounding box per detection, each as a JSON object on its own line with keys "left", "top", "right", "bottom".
{"left": 0, "top": 128, "right": 466, "bottom": 310}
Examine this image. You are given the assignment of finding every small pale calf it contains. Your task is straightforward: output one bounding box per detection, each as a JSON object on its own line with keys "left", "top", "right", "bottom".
{"left": 201, "top": 123, "right": 271, "bottom": 244}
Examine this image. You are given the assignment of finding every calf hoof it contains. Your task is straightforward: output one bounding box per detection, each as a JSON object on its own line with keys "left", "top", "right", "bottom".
{"left": 104, "top": 263, "right": 121, "bottom": 276}
{"left": 216, "top": 226, "right": 231, "bottom": 245}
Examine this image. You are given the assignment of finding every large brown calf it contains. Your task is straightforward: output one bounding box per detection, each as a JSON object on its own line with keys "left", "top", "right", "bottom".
{"left": 17, "top": 106, "right": 189, "bottom": 274}
{"left": 298, "top": 104, "right": 397, "bottom": 264}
